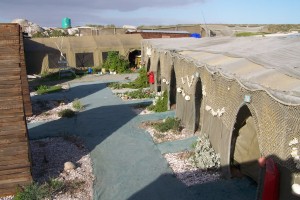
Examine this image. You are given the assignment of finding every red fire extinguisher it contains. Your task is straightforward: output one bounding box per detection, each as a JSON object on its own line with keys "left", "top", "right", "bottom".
{"left": 261, "top": 158, "right": 280, "bottom": 200}
{"left": 148, "top": 71, "right": 155, "bottom": 84}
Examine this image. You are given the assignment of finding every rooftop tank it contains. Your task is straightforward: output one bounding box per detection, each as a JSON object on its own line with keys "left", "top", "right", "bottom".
{"left": 62, "top": 17, "right": 71, "bottom": 29}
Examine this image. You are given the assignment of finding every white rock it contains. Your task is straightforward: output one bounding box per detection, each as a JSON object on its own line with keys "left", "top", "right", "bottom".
{"left": 292, "top": 184, "right": 300, "bottom": 196}
{"left": 64, "top": 161, "right": 76, "bottom": 171}
{"left": 289, "top": 138, "right": 299, "bottom": 146}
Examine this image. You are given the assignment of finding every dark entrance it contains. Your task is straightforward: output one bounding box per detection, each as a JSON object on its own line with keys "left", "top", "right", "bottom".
{"left": 146, "top": 58, "right": 151, "bottom": 72}
{"left": 194, "top": 79, "right": 203, "bottom": 131}
{"left": 230, "top": 105, "right": 260, "bottom": 183}
{"left": 169, "top": 67, "right": 177, "bottom": 110}
{"left": 157, "top": 61, "right": 161, "bottom": 92}
{"left": 128, "top": 50, "right": 141, "bottom": 68}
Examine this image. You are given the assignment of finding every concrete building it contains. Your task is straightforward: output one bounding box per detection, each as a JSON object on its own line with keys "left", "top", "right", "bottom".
{"left": 24, "top": 34, "right": 142, "bottom": 74}
{"left": 127, "top": 30, "right": 191, "bottom": 39}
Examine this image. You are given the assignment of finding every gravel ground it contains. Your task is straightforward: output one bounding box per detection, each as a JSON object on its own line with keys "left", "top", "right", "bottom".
{"left": 31, "top": 137, "right": 94, "bottom": 200}
{"left": 0, "top": 137, "right": 94, "bottom": 200}
{"left": 27, "top": 99, "right": 74, "bottom": 123}
{"left": 142, "top": 122, "right": 193, "bottom": 143}
{"left": 141, "top": 118, "right": 221, "bottom": 187}
{"left": 1, "top": 95, "right": 93, "bottom": 199}
{"left": 164, "top": 152, "right": 221, "bottom": 186}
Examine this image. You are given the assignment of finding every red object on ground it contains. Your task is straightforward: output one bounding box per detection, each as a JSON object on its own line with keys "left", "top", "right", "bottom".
{"left": 262, "top": 158, "right": 280, "bottom": 200}
{"left": 258, "top": 157, "right": 267, "bottom": 167}
{"left": 148, "top": 71, "right": 155, "bottom": 84}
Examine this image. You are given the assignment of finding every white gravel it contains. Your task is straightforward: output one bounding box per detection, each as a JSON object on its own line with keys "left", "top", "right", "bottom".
{"left": 30, "top": 137, "right": 94, "bottom": 200}
{"left": 143, "top": 123, "right": 193, "bottom": 143}
{"left": 27, "top": 100, "right": 74, "bottom": 123}
{"left": 0, "top": 137, "right": 94, "bottom": 200}
{"left": 164, "top": 152, "right": 221, "bottom": 186}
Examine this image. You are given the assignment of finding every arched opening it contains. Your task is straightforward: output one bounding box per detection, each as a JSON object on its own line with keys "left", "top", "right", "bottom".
{"left": 194, "top": 79, "right": 203, "bottom": 131}
{"left": 146, "top": 58, "right": 151, "bottom": 72}
{"left": 157, "top": 60, "right": 161, "bottom": 92}
{"left": 128, "top": 50, "right": 141, "bottom": 68}
{"left": 169, "top": 67, "right": 176, "bottom": 110}
{"left": 230, "top": 105, "right": 260, "bottom": 183}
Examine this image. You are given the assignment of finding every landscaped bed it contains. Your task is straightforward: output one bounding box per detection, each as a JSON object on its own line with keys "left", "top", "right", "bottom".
{"left": 164, "top": 151, "right": 221, "bottom": 186}
{"left": 141, "top": 117, "right": 222, "bottom": 186}
{"left": 0, "top": 136, "right": 94, "bottom": 200}
{"left": 27, "top": 98, "right": 84, "bottom": 123}
{"left": 1, "top": 97, "right": 93, "bottom": 200}
{"left": 141, "top": 117, "right": 192, "bottom": 143}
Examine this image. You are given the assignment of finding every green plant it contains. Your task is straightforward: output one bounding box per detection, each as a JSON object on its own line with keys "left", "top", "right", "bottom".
{"left": 14, "top": 179, "right": 67, "bottom": 200}
{"left": 191, "top": 140, "right": 198, "bottom": 149}
{"left": 108, "top": 67, "right": 149, "bottom": 89}
{"left": 31, "top": 32, "right": 46, "bottom": 38}
{"left": 123, "top": 89, "right": 155, "bottom": 99}
{"left": 48, "top": 179, "right": 64, "bottom": 194}
{"left": 49, "top": 29, "right": 68, "bottom": 37}
{"left": 124, "top": 67, "right": 148, "bottom": 88}
{"left": 147, "top": 91, "right": 168, "bottom": 112}
{"left": 58, "top": 109, "right": 76, "bottom": 118}
{"left": 72, "top": 98, "right": 84, "bottom": 110}
{"left": 36, "top": 85, "right": 63, "bottom": 95}
{"left": 92, "top": 66, "right": 102, "bottom": 73}
{"left": 235, "top": 32, "right": 266, "bottom": 37}
{"left": 107, "top": 82, "right": 122, "bottom": 89}
{"left": 14, "top": 183, "right": 48, "bottom": 200}
{"left": 154, "top": 117, "right": 181, "bottom": 133}
{"left": 188, "top": 134, "right": 220, "bottom": 170}
{"left": 102, "top": 52, "right": 130, "bottom": 74}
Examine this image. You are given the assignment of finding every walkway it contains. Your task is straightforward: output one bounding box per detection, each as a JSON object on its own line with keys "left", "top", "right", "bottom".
{"left": 28, "top": 76, "right": 257, "bottom": 200}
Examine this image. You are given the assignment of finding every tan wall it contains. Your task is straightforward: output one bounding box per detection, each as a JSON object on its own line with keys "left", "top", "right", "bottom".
{"left": 24, "top": 35, "right": 142, "bottom": 74}
{"left": 146, "top": 44, "right": 300, "bottom": 200}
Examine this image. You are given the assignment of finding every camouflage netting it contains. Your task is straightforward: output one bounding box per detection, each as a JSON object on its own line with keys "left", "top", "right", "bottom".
{"left": 24, "top": 34, "right": 142, "bottom": 74}
{"left": 142, "top": 36, "right": 300, "bottom": 199}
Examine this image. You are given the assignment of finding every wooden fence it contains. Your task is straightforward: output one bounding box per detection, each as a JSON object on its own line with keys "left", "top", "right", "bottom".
{"left": 0, "top": 23, "right": 32, "bottom": 196}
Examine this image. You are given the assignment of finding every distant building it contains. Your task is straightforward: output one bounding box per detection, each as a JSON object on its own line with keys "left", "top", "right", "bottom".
{"left": 126, "top": 29, "right": 191, "bottom": 39}
{"left": 24, "top": 34, "right": 142, "bottom": 74}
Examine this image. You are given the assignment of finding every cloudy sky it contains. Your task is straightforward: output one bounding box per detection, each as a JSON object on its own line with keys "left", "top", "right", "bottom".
{"left": 0, "top": 0, "right": 299, "bottom": 27}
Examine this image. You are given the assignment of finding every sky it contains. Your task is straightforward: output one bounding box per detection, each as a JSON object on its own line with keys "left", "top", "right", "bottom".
{"left": 0, "top": 0, "right": 299, "bottom": 27}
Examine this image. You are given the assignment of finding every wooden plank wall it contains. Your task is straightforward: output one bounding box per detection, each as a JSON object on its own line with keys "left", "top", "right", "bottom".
{"left": 19, "top": 29, "right": 32, "bottom": 117}
{"left": 0, "top": 23, "right": 32, "bottom": 196}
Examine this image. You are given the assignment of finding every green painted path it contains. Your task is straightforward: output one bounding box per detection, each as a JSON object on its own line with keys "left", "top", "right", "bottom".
{"left": 28, "top": 78, "right": 257, "bottom": 200}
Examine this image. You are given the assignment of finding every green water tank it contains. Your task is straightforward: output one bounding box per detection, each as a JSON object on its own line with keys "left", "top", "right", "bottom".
{"left": 62, "top": 17, "right": 71, "bottom": 29}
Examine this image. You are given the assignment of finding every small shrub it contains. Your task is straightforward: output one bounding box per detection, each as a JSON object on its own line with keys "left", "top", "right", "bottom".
{"left": 58, "top": 109, "right": 75, "bottom": 118}
{"left": 124, "top": 89, "right": 155, "bottom": 99}
{"left": 188, "top": 134, "right": 220, "bottom": 170}
{"left": 36, "top": 85, "right": 63, "bottom": 95}
{"left": 147, "top": 91, "right": 168, "bottom": 112}
{"left": 72, "top": 98, "right": 84, "bottom": 110}
{"left": 108, "top": 67, "right": 149, "bottom": 89}
{"left": 92, "top": 66, "right": 102, "bottom": 73}
{"left": 48, "top": 179, "right": 64, "bottom": 195}
{"left": 154, "top": 117, "right": 181, "bottom": 133}
{"left": 40, "top": 72, "right": 76, "bottom": 82}
{"left": 190, "top": 141, "right": 198, "bottom": 149}
{"left": 124, "top": 67, "right": 148, "bottom": 89}
{"left": 102, "top": 51, "right": 130, "bottom": 74}
{"left": 14, "top": 179, "right": 66, "bottom": 200}
{"left": 235, "top": 32, "right": 266, "bottom": 37}
{"left": 14, "top": 183, "right": 48, "bottom": 200}
{"left": 107, "top": 82, "right": 122, "bottom": 89}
